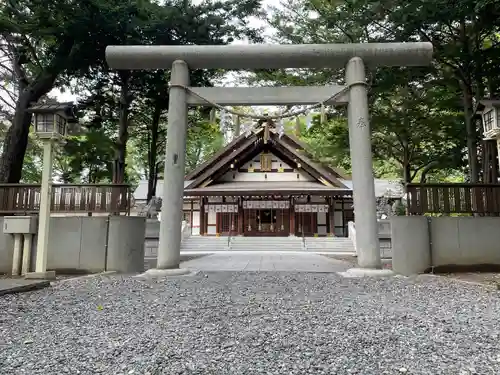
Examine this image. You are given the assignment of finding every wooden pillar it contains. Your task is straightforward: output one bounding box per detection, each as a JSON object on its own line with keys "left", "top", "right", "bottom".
{"left": 483, "top": 139, "right": 499, "bottom": 183}
{"left": 238, "top": 198, "right": 244, "bottom": 235}
{"left": 289, "top": 196, "right": 295, "bottom": 235}
{"left": 326, "top": 197, "right": 331, "bottom": 234}
{"left": 200, "top": 197, "right": 205, "bottom": 235}
{"left": 190, "top": 199, "right": 193, "bottom": 235}
{"left": 329, "top": 197, "right": 335, "bottom": 236}
{"left": 341, "top": 197, "right": 346, "bottom": 236}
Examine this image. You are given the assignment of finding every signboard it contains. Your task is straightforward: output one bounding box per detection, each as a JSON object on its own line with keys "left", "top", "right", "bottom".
{"left": 243, "top": 200, "right": 290, "bottom": 209}
{"left": 204, "top": 204, "right": 238, "bottom": 213}
{"left": 294, "top": 204, "right": 329, "bottom": 212}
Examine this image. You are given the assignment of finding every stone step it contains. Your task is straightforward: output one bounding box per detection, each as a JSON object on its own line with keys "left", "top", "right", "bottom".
{"left": 229, "top": 236, "right": 303, "bottom": 251}
{"left": 180, "top": 237, "right": 229, "bottom": 252}
{"left": 230, "top": 245, "right": 303, "bottom": 249}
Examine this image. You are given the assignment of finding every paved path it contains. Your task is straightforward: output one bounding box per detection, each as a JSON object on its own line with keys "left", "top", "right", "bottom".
{"left": 0, "top": 278, "right": 50, "bottom": 296}
{"left": 180, "top": 252, "right": 350, "bottom": 272}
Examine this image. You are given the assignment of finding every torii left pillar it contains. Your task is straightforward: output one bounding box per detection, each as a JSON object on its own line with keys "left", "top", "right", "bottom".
{"left": 157, "top": 60, "right": 189, "bottom": 270}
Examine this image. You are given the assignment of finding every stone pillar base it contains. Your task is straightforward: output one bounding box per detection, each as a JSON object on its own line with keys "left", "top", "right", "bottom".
{"left": 25, "top": 270, "right": 56, "bottom": 280}
{"left": 135, "top": 268, "right": 191, "bottom": 279}
{"left": 338, "top": 268, "right": 394, "bottom": 278}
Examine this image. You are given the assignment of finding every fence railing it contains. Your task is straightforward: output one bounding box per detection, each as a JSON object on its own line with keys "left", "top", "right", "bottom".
{"left": 407, "top": 183, "right": 500, "bottom": 215}
{"left": 0, "top": 184, "right": 132, "bottom": 215}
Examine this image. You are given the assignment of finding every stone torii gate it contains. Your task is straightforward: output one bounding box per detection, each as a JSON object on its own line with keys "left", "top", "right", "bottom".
{"left": 106, "top": 43, "right": 433, "bottom": 275}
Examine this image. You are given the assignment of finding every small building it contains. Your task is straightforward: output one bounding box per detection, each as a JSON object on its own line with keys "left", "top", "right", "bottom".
{"left": 476, "top": 99, "right": 500, "bottom": 183}
{"left": 134, "top": 121, "right": 404, "bottom": 237}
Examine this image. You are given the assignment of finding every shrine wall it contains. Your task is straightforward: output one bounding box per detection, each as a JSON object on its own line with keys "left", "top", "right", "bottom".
{"left": 218, "top": 152, "right": 314, "bottom": 182}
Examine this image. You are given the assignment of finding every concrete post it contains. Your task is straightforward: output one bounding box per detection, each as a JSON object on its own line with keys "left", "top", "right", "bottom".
{"left": 27, "top": 139, "right": 56, "bottom": 279}
{"left": 22, "top": 234, "right": 32, "bottom": 275}
{"left": 157, "top": 60, "right": 189, "bottom": 269}
{"left": 11, "top": 234, "right": 22, "bottom": 276}
{"left": 233, "top": 115, "right": 240, "bottom": 138}
{"left": 345, "top": 57, "right": 381, "bottom": 269}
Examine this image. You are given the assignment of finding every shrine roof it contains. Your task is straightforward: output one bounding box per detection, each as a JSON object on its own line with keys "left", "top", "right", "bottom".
{"left": 183, "top": 181, "right": 351, "bottom": 197}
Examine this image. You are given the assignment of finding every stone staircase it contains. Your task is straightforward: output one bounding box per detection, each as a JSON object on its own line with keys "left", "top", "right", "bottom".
{"left": 180, "top": 236, "right": 229, "bottom": 252}
{"left": 304, "top": 237, "right": 356, "bottom": 253}
{"left": 229, "top": 236, "right": 304, "bottom": 252}
{"left": 150, "top": 235, "right": 357, "bottom": 254}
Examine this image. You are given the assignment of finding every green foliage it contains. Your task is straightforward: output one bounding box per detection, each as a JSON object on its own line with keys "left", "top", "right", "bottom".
{"left": 248, "top": 0, "right": 500, "bottom": 183}
{"left": 186, "top": 118, "right": 224, "bottom": 173}
{"left": 4, "top": 0, "right": 500, "bottom": 188}
{"left": 0, "top": 0, "right": 263, "bottom": 186}
{"left": 62, "top": 130, "right": 115, "bottom": 183}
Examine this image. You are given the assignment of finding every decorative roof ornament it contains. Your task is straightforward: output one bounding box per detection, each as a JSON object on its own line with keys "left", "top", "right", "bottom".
{"left": 276, "top": 111, "right": 285, "bottom": 138}
{"left": 320, "top": 104, "right": 326, "bottom": 124}
{"left": 209, "top": 108, "right": 216, "bottom": 125}
{"left": 242, "top": 121, "right": 253, "bottom": 137}
{"left": 219, "top": 109, "right": 232, "bottom": 133}
{"left": 305, "top": 111, "right": 313, "bottom": 130}
{"left": 295, "top": 116, "right": 301, "bottom": 136}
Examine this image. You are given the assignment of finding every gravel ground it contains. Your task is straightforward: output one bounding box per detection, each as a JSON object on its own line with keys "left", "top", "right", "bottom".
{"left": 1, "top": 272, "right": 500, "bottom": 375}
{"left": 322, "top": 254, "right": 393, "bottom": 269}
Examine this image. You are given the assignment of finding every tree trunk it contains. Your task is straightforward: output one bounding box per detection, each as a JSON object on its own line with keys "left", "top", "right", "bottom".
{"left": 113, "top": 72, "right": 132, "bottom": 184}
{"left": 0, "top": 92, "right": 33, "bottom": 182}
{"left": 0, "top": 70, "right": 59, "bottom": 183}
{"left": 459, "top": 19, "right": 479, "bottom": 183}
{"left": 0, "top": 37, "right": 73, "bottom": 183}
{"left": 403, "top": 160, "right": 411, "bottom": 184}
{"left": 419, "top": 161, "right": 439, "bottom": 183}
{"left": 462, "top": 82, "right": 478, "bottom": 182}
{"left": 146, "top": 103, "right": 162, "bottom": 201}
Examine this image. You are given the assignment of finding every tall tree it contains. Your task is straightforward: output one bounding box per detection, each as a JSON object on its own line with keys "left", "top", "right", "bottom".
{"left": 0, "top": 0, "right": 154, "bottom": 182}
{"left": 252, "top": 0, "right": 499, "bottom": 182}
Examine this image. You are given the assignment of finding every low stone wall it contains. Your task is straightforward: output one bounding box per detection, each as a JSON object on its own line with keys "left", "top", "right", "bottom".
{"left": 391, "top": 216, "right": 500, "bottom": 275}
{"left": 0, "top": 220, "right": 14, "bottom": 274}
{"left": 0, "top": 216, "right": 145, "bottom": 274}
{"left": 348, "top": 220, "right": 392, "bottom": 258}
{"left": 144, "top": 220, "right": 190, "bottom": 259}
{"left": 377, "top": 220, "right": 391, "bottom": 239}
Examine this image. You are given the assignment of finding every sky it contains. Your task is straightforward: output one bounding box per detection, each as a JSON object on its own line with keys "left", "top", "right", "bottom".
{"left": 52, "top": 0, "right": 276, "bottom": 103}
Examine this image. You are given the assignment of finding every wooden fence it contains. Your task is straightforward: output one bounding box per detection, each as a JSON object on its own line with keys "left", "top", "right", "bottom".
{"left": 0, "top": 184, "right": 132, "bottom": 215}
{"left": 407, "top": 183, "right": 500, "bottom": 215}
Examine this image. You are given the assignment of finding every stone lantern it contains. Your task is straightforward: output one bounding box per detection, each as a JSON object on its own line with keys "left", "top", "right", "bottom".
{"left": 479, "top": 100, "right": 500, "bottom": 140}
{"left": 24, "top": 101, "right": 77, "bottom": 280}
{"left": 28, "top": 102, "right": 77, "bottom": 139}
{"left": 477, "top": 100, "right": 500, "bottom": 183}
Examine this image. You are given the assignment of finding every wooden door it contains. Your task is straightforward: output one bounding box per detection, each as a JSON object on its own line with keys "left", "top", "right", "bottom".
{"left": 217, "top": 213, "right": 238, "bottom": 234}
{"left": 295, "top": 212, "right": 316, "bottom": 236}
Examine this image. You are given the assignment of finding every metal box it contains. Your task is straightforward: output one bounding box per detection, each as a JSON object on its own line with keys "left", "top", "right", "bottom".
{"left": 3, "top": 216, "right": 38, "bottom": 234}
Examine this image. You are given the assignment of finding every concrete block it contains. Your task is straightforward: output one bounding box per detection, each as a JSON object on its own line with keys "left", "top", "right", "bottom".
{"left": 431, "top": 217, "right": 500, "bottom": 267}
{"left": 25, "top": 270, "right": 56, "bottom": 280}
{"left": 3, "top": 216, "right": 37, "bottom": 234}
{"left": 45, "top": 217, "right": 82, "bottom": 271}
{"left": 0, "top": 218, "right": 15, "bottom": 274}
{"left": 79, "top": 217, "right": 107, "bottom": 272}
{"left": 391, "top": 216, "right": 430, "bottom": 276}
{"left": 106, "top": 216, "right": 146, "bottom": 273}
{"left": 456, "top": 217, "right": 500, "bottom": 265}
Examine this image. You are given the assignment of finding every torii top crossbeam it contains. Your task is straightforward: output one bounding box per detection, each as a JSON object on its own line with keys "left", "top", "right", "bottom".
{"left": 112, "top": 42, "right": 434, "bottom": 273}
{"left": 105, "top": 43, "right": 433, "bottom": 70}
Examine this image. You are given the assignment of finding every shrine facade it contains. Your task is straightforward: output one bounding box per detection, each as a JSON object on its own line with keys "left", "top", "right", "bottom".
{"left": 179, "top": 121, "right": 355, "bottom": 237}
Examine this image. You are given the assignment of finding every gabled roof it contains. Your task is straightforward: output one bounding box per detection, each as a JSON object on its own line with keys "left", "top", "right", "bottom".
{"left": 184, "top": 131, "right": 251, "bottom": 181}
{"left": 184, "top": 124, "right": 348, "bottom": 190}
{"left": 284, "top": 132, "right": 349, "bottom": 180}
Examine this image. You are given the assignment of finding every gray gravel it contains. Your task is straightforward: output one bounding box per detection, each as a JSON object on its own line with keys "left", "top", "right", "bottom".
{"left": 1, "top": 272, "right": 499, "bottom": 375}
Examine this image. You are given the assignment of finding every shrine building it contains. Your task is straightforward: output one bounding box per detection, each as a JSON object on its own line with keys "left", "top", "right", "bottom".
{"left": 134, "top": 121, "right": 403, "bottom": 237}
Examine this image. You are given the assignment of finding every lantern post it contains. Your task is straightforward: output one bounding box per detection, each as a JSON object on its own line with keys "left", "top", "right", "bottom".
{"left": 25, "top": 102, "right": 77, "bottom": 280}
